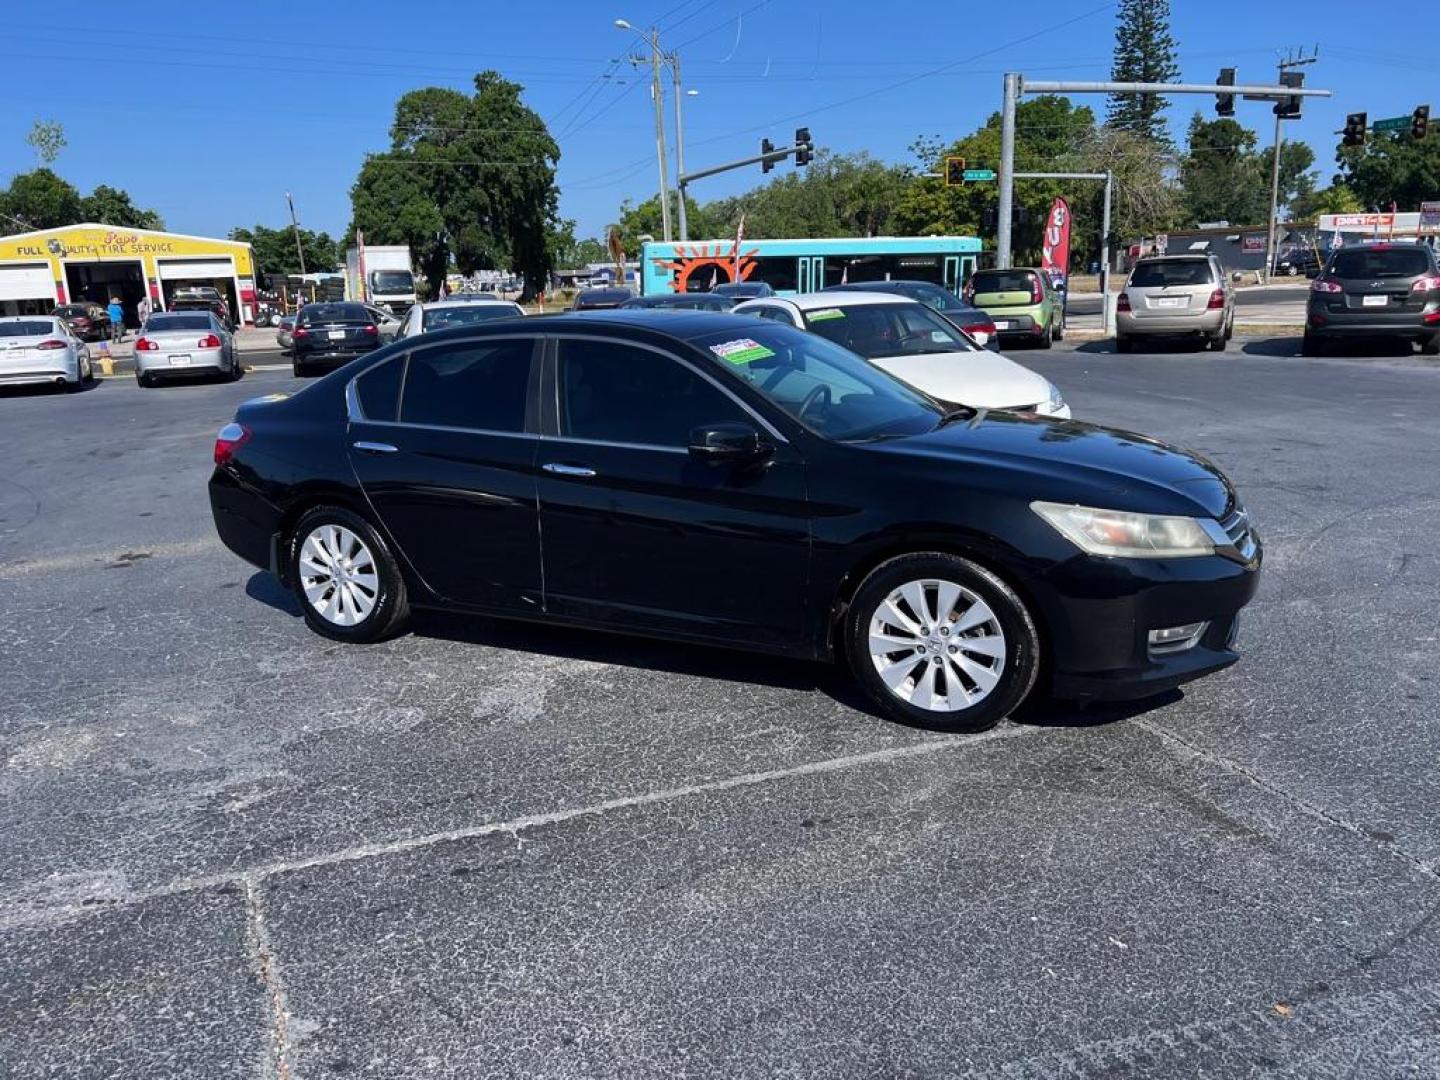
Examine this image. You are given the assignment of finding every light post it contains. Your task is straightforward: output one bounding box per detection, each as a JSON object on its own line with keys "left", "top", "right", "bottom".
{"left": 615, "top": 19, "right": 672, "bottom": 242}
{"left": 672, "top": 76, "right": 699, "bottom": 241}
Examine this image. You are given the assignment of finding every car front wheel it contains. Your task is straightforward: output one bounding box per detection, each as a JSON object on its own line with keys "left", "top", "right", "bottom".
{"left": 289, "top": 507, "right": 410, "bottom": 643}
{"left": 844, "top": 553, "right": 1040, "bottom": 732}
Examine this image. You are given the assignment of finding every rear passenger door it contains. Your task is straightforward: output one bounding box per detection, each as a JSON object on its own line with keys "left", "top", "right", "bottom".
{"left": 345, "top": 336, "right": 544, "bottom": 612}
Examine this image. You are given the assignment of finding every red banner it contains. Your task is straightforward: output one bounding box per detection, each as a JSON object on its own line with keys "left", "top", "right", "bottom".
{"left": 1041, "top": 197, "right": 1071, "bottom": 279}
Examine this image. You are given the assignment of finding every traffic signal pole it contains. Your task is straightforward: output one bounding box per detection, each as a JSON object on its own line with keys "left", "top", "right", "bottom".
{"left": 995, "top": 76, "right": 1332, "bottom": 270}
{"left": 1014, "top": 170, "right": 1113, "bottom": 329}
{"left": 1264, "top": 54, "right": 1316, "bottom": 285}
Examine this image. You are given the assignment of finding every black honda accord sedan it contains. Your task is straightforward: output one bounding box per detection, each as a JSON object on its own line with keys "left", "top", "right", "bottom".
{"left": 209, "top": 311, "right": 1261, "bottom": 731}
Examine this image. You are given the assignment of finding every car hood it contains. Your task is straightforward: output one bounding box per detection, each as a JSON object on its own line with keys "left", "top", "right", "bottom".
{"left": 865, "top": 349, "right": 1054, "bottom": 410}
{"left": 876, "top": 411, "right": 1234, "bottom": 518}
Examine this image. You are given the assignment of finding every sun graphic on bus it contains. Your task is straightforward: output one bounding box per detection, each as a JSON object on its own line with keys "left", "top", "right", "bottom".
{"left": 651, "top": 243, "right": 760, "bottom": 292}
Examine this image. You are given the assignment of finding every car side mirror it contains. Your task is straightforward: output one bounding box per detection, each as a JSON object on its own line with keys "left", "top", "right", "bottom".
{"left": 688, "top": 422, "right": 773, "bottom": 463}
{"left": 1231, "top": 272, "right": 1243, "bottom": 283}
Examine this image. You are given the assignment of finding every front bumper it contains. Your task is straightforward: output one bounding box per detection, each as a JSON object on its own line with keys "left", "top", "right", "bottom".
{"left": 1118, "top": 309, "right": 1225, "bottom": 336}
{"left": 1032, "top": 541, "right": 1262, "bottom": 703}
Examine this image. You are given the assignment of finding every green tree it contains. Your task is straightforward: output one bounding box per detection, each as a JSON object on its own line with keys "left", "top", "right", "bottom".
{"left": 894, "top": 98, "right": 1096, "bottom": 261}
{"left": 1106, "top": 0, "right": 1180, "bottom": 141}
{"left": 616, "top": 193, "right": 719, "bottom": 256}
{"left": 1067, "top": 125, "right": 1179, "bottom": 258}
{"left": 229, "top": 224, "right": 341, "bottom": 276}
{"left": 81, "top": 185, "right": 165, "bottom": 230}
{"left": 26, "top": 120, "right": 65, "bottom": 165}
{"left": 350, "top": 72, "right": 560, "bottom": 299}
{"left": 1178, "top": 115, "right": 1318, "bottom": 225}
{"left": 0, "top": 168, "right": 83, "bottom": 231}
{"left": 1289, "top": 182, "right": 1362, "bottom": 221}
{"left": 1335, "top": 131, "right": 1440, "bottom": 213}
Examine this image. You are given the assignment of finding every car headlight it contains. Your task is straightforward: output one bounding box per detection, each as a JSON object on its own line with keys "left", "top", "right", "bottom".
{"left": 1045, "top": 384, "right": 1066, "bottom": 413}
{"left": 1031, "top": 501, "right": 1223, "bottom": 558}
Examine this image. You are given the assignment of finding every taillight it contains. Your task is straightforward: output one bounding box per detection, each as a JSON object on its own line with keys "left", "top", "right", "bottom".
{"left": 1311, "top": 279, "right": 1342, "bottom": 294}
{"left": 962, "top": 323, "right": 991, "bottom": 337}
{"left": 293, "top": 327, "right": 310, "bottom": 339}
{"left": 1117, "top": 292, "right": 1131, "bottom": 312}
{"left": 135, "top": 337, "right": 158, "bottom": 351}
{"left": 1030, "top": 278, "right": 1043, "bottom": 303}
{"left": 35, "top": 338, "right": 68, "bottom": 350}
{"left": 1411, "top": 276, "right": 1440, "bottom": 293}
{"left": 214, "top": 422, "right": 251, "bottom": 466}
{"left": 198, "top": 334, "right": 222, "bottom": 348}
{"left": 1206, "top": 289, "right": 1225, "bottom": 310}
{"left": 1424, "top": 311, "right": 1440, "bottom": 325}
{"left": 361, "top": 324, "right": 378, "bottom": 335}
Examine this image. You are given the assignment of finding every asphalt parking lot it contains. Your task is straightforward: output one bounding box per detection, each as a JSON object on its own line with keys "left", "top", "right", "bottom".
{"left": 3, "top": 338, "right": 1440, "bottom": 1078}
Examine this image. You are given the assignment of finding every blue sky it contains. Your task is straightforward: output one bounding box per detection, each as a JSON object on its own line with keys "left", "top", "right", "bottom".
{"left": 1, "top": 1, "right": 1423, "bottom": 242}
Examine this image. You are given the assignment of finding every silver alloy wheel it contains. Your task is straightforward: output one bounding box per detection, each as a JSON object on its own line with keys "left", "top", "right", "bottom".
{"left": 299, "top": 524, "right": 380, "bottom": 626}
{"left": 867, "top": 578, "right": 1006, "bottom": 712}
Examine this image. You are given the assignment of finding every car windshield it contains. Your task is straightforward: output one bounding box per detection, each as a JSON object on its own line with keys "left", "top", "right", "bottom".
{"left": 714, "top": 283, "right": 768, "bottom": 297}
{"left": 2, "top": 321, "right": 55, "bottom": 337}
{"left": 690, "top": 325, "right": 941, "bottom": 442}
{"left": 146, "top": 314, "right": 211, "bottom": 331}
{"left": 422, "top": 305, "right": 520, "bottom": 330}
{"left": 370, "top": 270, "right": 413, "bottom": 293}
{"left": 1329, "top": 248, "right": 1432, "bottom": 279}
{"left": 802, "top": 302, "right": 976, "bottom": 359}
{"left": 299, "top": 303, "right": 370, "bottom": 327}
{"left": 971, "top": 271, "right": 1036, "bottom": 294}
{"left": 56, "top": 305, "right": 87, "bottom": 316}
{"left": 1129, "top": 260, "right": 1213, "bottom": 287}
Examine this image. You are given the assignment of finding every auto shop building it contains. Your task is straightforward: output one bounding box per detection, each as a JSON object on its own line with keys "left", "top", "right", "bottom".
{"left": 0, "top": 224, "right": 258, "bottom": 328}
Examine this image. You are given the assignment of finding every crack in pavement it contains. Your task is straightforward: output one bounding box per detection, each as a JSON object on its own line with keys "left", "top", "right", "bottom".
{"left": 245, "top": 877, "right": 294, "bottom": 1080}
{"left": 0, "top": 725, "right": 1035, "bottom": 931}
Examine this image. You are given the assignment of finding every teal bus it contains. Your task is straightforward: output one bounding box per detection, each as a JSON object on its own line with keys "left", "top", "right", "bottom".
{"left": 639, "top": 235, "right": 985, "bottom": 297}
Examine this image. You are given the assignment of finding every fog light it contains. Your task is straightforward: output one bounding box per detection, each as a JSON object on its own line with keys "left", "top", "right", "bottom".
{"left": 1148, "top": 621, "right": 1208, "bottom": 654}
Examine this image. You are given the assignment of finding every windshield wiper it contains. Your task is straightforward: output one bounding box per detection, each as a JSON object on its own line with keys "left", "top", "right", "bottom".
{"left": 936, "top": 406, "right": 975, "bottom": 427}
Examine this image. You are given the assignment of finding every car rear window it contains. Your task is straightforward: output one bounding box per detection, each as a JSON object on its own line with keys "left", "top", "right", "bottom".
{"left": 971, "top": 271, "right": 1036, "bottom": 293}
{"left": 146, "top": 314, "right": 211, "bottom": 331}
{"left": 422, "top": 305, "right": 520, "bottom": 330}
{"left": 299, "top": 303, "right": 370, "bottom": 327}
{"left": 1129, "top": 260, "right": 1214, "bottom": 287}
{"left": 1328, "top": 248, "right": 1433, "bottom": 279}
{"left": 2, "top": 321, "right": 55, "bottom": 337}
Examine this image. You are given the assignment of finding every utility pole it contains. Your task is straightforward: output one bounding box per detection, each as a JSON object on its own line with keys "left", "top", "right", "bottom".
{"left": 996, "top": 75, "right": 1331, "bottom": 269}
{"left": 285, "top": 192, "right": 307, "bottom": 277}
{"left": 670, "top": 53, "right": 689, "bottom": 241}
{"left": 1264, "top": 51, "right": 1317, "bottom": 285}
{"left": 616, "top": 20, "right": 672, "bottom": 242}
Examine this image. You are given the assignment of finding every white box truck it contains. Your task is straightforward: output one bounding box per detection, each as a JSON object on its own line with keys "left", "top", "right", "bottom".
{"left": 345, "top": 245, "right": 416, "bottom": 315}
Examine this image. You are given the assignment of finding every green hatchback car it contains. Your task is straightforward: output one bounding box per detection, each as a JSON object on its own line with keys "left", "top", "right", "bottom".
{"left": 962, "top": 267, "right": 1064, "bottom": 348}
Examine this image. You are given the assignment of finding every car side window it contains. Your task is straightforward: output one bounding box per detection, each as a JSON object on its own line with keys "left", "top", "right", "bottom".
{"left": 400, "top": 338, "right": 534, "bottom": 432}
{"left": 752, "top": 305, "right": 795, "bottom": 325}
{"left": 356, "top": 355, "right": 404, "bottom": 421}
{"left": 557, "top": 339, "right": 746, "bottom": 448}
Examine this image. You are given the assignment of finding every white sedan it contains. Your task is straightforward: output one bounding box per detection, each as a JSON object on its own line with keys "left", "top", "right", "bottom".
{"left": 0, "top": 315, "right": 94, "bottom": 391}
{"left": 396, "top": 298, "right": 525, "bottom": 340}
{"left": 732, "top": 292, "right": 1070, "bottom": 418}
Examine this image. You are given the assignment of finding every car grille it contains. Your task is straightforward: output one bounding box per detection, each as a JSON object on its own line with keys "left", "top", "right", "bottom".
{"left": 1220, "top": 506, "right": 1258, "bottom": 562}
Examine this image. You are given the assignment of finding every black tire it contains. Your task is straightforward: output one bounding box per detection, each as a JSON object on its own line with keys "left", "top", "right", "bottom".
{"left": 1206, "top": 331, "right": 1227, "bottom": 352}
{"left": 228, "top": 358, "right": 243, "bottom": 381}
{"left": 1036, "top": 324, "right": 1052, "bottom": 350}
{"left": 136, "top": 370, "right": 154, "bottom": 388}
{"left": 288, "top": 506, "right": 410, "bottom": 644}
{"left": 1053, "top": 317, "right": 1064, "bottom": 342}
{"left": 1116, "top": 335, "right": 1133, "bottom": 354}
{"left": 844, "top": 553, "right": 1041, "bottom": 733}
{"left": 292, "top": 360, "right": 306, "bottom": 378}
{"left": 1420, "top": 336, "right": 1439, "bottom": 356}
{"left": 1301, "top": 332, "right": 1322, "bottom": 357}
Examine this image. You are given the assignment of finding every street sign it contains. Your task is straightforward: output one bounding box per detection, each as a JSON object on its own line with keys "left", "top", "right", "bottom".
{"left": 962, "top": 169, "right": 996, "bottom": 182}
{"left": 1372, "top": 115, "right": 1410, "bottom": 133}
{"left": 1420, "top": 201, "right": 1440, "bottom": 235}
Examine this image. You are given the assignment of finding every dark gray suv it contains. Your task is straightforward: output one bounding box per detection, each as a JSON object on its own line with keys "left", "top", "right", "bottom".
{"left": 1304, "top": 242, "right": 1440, "bottom": 356}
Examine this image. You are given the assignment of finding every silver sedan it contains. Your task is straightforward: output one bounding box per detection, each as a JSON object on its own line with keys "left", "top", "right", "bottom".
{"left": 134, "top": 311, "right": 239, "bottom": 387}
{"left": 0, "top": 315, "right": 93, "bottom": 391}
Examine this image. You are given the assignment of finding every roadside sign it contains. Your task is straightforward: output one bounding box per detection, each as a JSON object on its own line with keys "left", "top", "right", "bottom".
{"left": 1420, "top": 201, "right": 1440, "bottom": 235}
{"left": 1372, "top": 115, "right": 1410, "bottom": 133}
{"left": 962, "top": 169, "right": 996, "bottom": 182}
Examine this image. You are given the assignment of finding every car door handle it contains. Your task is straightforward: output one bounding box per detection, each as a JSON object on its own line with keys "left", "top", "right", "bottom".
{"left": 542, "top": 463, "right": 597, "bottom": 478}
{"left": 352, "top": 441, "right": 399, "bottom": 455}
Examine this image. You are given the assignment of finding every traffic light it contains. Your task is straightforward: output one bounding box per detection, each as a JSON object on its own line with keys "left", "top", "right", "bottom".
{"left": 794, "top": 127, "right": 812, "bottom": 167}
{"left": 1215, "top": 68, "right": 1235, "bottom": 117}
{"left": 1342, "top": 112, "right": 1367, "bottom": 147}
{"left": 945, "top": 156, "right": 966, "bottom": 187}
{"left": 1274, "top": 70, "right": 1303, "bottom": 118}
{"left": 1413, "top": 104, "right": 1430, "bottom": 140}
{"left": 761, "top": 137, "right": 775, "bottom": 174}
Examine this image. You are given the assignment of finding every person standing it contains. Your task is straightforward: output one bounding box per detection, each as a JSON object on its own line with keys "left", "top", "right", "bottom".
{"left": 136, "top": 293, "right": 152, "bottom": 325}
{"left": 107, "top": 297, "right": 125, "bottom": 342}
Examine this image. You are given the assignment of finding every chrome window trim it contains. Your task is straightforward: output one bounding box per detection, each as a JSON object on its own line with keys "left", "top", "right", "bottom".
{"left": 537, "top": 433, "right": 688, "bottom": 455}
{"left": 549, "top": 331, "right": 790, "bottom": 445}
{"left": 349, "top": 418, "right": 538, "bottom": 441}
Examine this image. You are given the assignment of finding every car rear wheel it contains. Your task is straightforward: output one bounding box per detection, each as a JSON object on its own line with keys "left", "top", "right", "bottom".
{"left": 289, "top": 507, "right": 410, "bottom": 644}
{"left": 292, "top": 360, "right": 307, "bottom": 378}
{"left": 1301, "top": 332, "right": 1323, "bottom": 357}
{"left": 845, "top": 553, "right": 1040, "bottom": 733}
{"left": 1116, "top": 335, "right": 1134, "bottom": 354}
{"left": 1206, "top": 330, "right": 1227, "bottom": 352}
{"left": 1420, "top": 336, "right": 1440, "bottom": 356}
{"left": 1036, "top": 324, "right": 1052, "bottom": 350}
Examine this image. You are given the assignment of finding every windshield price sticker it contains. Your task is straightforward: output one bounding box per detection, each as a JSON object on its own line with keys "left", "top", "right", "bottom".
{"left": 710, "top": 338, "right": 775, "bottom": 365}
{"left": 808, "top": 308, "right": 846, "bottom": 321}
